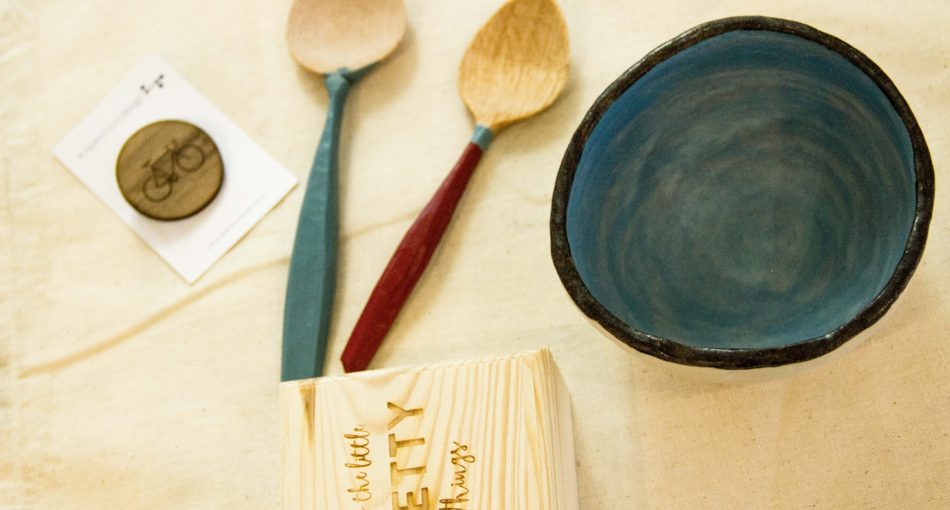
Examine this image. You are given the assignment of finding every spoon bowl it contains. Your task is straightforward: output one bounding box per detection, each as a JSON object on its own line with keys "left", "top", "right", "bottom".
{"left": 287, "top": 0, "right": 407, "bottom": 74}
{"left": 459, "top": 0, "right": 570, "bottom": 132}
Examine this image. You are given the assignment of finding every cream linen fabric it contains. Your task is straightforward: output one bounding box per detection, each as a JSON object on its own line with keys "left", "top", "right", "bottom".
{"left": 2, "top": 0, "right": 949, "bottom": 508}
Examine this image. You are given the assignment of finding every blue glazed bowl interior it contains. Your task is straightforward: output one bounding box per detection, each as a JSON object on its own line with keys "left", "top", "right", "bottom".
{"left": 567, "top": 30, "right": 916, "bottom": 350}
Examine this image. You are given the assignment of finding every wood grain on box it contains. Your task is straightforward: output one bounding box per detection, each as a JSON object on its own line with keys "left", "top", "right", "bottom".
{"left": 280, "top": 349, "right": 578, "bottom": 510}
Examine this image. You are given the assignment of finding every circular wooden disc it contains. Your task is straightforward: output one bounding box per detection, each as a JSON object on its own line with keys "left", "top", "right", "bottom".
{"left": 116, "top": 120, "right": 224, "bottom": 221}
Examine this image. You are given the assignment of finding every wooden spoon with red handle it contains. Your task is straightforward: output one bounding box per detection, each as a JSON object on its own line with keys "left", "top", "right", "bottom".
{"left": 341, "top": 0, "right": 570, "bottom": 372}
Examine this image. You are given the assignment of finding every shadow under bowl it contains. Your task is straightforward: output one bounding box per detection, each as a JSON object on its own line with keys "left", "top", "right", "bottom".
{"left": 551, "top": 16, "right": 934, "bottom": 370}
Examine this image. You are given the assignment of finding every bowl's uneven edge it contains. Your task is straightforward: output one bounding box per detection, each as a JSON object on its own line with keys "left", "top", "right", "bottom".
{"left": 550, "top": 15, "right": 935, "bottom": 370}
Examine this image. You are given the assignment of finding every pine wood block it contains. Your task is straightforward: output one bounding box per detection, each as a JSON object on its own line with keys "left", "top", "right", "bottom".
{"left": 280, "top": 349, "right": 578, "bottom": 510}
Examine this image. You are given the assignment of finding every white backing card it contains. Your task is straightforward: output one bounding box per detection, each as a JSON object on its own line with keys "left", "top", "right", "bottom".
{"left": 53, "top": 54, "right": 297, "bottom": 283}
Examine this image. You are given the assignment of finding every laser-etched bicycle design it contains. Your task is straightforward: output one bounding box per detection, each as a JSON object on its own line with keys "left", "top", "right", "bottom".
{"left": 142, "top": 139, "right": 206, "bottom": 202}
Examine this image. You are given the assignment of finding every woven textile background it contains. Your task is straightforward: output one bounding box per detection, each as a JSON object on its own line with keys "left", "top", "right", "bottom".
{"left": 2, "top": 0, "right": 949, "bottom": 508}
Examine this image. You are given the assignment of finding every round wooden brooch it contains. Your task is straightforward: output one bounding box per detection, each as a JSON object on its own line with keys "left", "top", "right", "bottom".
{"left": 116, "top": 120, "right": 224, "bottom": 221}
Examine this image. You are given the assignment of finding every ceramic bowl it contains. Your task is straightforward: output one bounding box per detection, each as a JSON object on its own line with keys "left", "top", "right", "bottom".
{"left": 550, "top": 16, "right": 934, "bottom": 373}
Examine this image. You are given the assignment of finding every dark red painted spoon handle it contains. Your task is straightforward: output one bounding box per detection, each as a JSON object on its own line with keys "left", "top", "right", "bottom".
{"left": 341, "top": 140, "right": 486, "bottom": 372}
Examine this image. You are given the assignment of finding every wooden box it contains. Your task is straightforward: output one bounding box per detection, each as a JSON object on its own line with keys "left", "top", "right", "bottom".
{"left": 280, "top": 349, "right": 578, "bottom": 509}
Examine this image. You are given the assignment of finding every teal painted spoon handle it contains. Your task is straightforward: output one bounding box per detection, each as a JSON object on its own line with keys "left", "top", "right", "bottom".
{"left": 281, "top": 70, "right": 353, "bottom": 382}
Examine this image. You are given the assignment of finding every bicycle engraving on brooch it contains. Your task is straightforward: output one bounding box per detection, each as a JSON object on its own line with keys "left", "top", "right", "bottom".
{"left": 118, "top": 120, "right": 223, "bottom": 221}
{"left": 142, "top": 138, "right": 207, "bottom": 202}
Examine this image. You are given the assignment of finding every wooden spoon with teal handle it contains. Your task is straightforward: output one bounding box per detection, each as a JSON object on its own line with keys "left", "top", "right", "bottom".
{"left": 282, "top": 0, "right": 407, "bottom": 381}
{"left": 340, "top": 0, "right": 570, "bottom": 372}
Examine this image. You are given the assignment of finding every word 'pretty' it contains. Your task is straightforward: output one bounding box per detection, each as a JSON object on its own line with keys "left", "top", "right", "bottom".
{"left": 389, "top": 401, "right": 429, "bottom": 510}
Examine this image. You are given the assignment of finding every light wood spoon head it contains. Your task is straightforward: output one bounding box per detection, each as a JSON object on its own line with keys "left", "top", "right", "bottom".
{"left": 287, "top": 0, "right": 407, "bottom": 74}
{"left": 459, "top": 0, "right": 570, "bottom": 133}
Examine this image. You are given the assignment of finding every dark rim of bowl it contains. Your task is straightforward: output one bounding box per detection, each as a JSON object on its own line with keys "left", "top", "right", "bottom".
{"left": 550, "top": 16, "right": 935, "bottom": 370}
